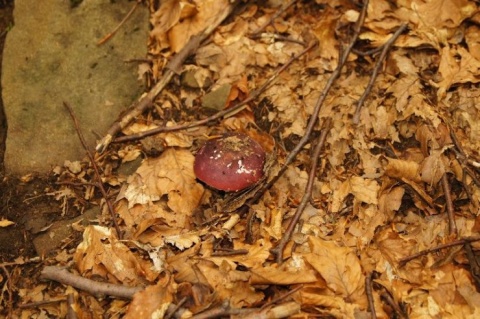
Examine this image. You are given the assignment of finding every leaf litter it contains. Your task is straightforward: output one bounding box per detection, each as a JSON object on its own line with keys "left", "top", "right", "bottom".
{"left": 4, "top": 0, "right": 480, "bottom": 318}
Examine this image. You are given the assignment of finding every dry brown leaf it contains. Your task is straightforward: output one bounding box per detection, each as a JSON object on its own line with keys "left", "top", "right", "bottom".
{"left": 169, "top": 0, "right": 230, "bottom": 52}
{"left": 385, "top": 158, "right": 422, "bottom": 182}
{"left": 296, "top": 289, "right": 358, "bottom": 318}
{"left": 164, "top": 231, "right": 201, "bottom": 251}
{"left": 465, "top": 25, "right": 480, "bottom": 60}
{"left": 412, "top": 0, "right": 477, "bottom": 30}
{"left": 124, "top": 274, "right": 176, "bottom": 319}
{"left": 196, "top": 259, "right": 264, "bottom": 308}
{"left": 205, "top": 239, "right": 272, "bottom": 269}
{"left": 350, "top": 176, "right": 380, "bottom": 205}
{"left": 437, "top": 45, "right": 480, "bottom": 99}
{"left": 378, "top": 185, "right": 405, "bottom": 218}
{"left": 74, "top": 226, "right": 159, "bottom": 285}
{"left": 150, "top": 0, "right": 198, "bottom": 51}
{"left": 250, "top": 254, "right": 319, "bottom": 285}
{"left": 419, "top": 150, "right": 447, "bottom": 185}
{"left": 305, "top": 236, "right": 367, "bottom": 308}
{"left": 123, "top": 149, "right": 204, "bottom": 215}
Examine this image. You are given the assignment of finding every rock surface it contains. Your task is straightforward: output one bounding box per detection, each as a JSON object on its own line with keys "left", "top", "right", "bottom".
{"left": 2, "top": 0, "right": 148, "bottom": 174}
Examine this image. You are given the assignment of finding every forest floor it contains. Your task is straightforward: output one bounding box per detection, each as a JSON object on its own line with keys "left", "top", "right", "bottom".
{"left": 1, "top": 0, "right": 480, "bottom": 318}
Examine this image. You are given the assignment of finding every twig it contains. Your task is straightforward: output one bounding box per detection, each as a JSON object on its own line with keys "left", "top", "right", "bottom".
{"left": 449, "top": 125, "right": 480, "bottom": 187}
{"left": 464, "top": 242, "right": 480, "bottom": 287}
{"left": 97, "top": 0, "right": 141, "bottom": 45}
{"left": 380, "top": 291, "right": 408, "bottom": 319}
{"left": 250, "top": 33, "right": 307, "bottom": 46}
{"left": 211, "top": 249, "right": 249, "bottom": 257}
{"left": 190, "top": 300, "right": 301, "bottom": 319}
{"left": 165, "top": 296, "right": 188, "bottom": 319}
{"left": 245, "top": 0, "right": 370, "bottom": 243}
{"left": 283, "top": 0, "right": 369, "bottom": 172}
{"left": 352, "top": 23, "right": 407, "bottom": 124}
{"left": 352, "top": 46, "right": 384, "bottom": 56}
{"left": 250, "top": 0, "right": 298, "bottom": 36}
{"left": 260, "top": 285, "right": 303, "bottom": 310}
{"left": 113, "top": 40, "right": 317, "bottom": 145}
{"left": 398, "top": 236, "right": 480, "bottom": 267}
{"left": 63, "top": 102, "right": 122, "bottom": 239}
{"left": 66, "top": 293, "right": 78, "bottom": 319}
{"left": 18, "top": 298, "right": 67, "bottom": 309}
{"left": 0, "top": 257, "right": 41, "bottom": 268}
{"left": 40, "top": 266, "right": 143, "bottom": 299}
{"left": 270, "top": 119, "right": 332, "bottom": 263}
{"left": 56, "top": 181, "right": 99, "bottom": 187}
{"left": 0, "top": 265, "right": 13, "bottom": 317}
{"left": 96, "top": 1, "right": 241, "bottom": 153}
{"left": 441, "top": 173, "right": 457, "bottom": 236}
{"left": 365, "top": 272, "right": 377, "bottom": 319}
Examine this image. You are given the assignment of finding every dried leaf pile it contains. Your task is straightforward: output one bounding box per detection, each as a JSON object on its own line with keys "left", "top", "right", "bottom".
{"left": 5, "top": 0, "right": 480, "bottom": 318}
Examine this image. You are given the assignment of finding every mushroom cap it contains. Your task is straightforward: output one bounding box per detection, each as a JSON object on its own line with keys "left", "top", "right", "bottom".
{"left": 194, "top": 132, "right": 266, "bottom": 192}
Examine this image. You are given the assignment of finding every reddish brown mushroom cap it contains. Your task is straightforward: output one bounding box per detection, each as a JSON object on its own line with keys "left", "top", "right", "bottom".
{"left": 194, "top": 133, "right": 266, "bottom": 192}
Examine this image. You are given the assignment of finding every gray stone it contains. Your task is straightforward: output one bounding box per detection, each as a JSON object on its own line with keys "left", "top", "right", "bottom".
{"left": 2, "top": 0, "right": 148, "bottom": 174}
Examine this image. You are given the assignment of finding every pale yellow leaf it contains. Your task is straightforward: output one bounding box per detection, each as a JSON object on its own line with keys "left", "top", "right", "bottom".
{"left": 0, "top": 219, "right": 14, "bottom": 227}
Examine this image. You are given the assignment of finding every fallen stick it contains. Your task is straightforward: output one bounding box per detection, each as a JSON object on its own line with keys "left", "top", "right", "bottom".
{"left": 352, "top": 23, "right": 408, "bottom": 124}
{"left": 398, "top": 236, "right": 480, "bottom": 266}
{"left": 245, "top": 0, "right": 370, "bottom": 244}
{"left": 113, "top": 40, "right": 317, "bottom": 144}
{"left": 96, "top": 1, "right": 241, "bottom": 153}
{"left": 270, "top": 119, "right": 332, "bottom": 263}
{"left": 64, "top": 102, "right": 122, "bottom": 239}
{"left": 40, "top": 266, "right": 143, "bottom": 299}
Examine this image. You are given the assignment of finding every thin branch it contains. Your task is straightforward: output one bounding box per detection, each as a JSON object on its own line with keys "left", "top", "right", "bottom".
{"left": 260, "top": 285, "right": 303, "bottom": 310}
{"left": 441, "top": 173, "right": 457, "bottom": 236}
{"left": 96, "top": 1, "right": 241, "bottom": 153}
{"left": 165, "top": 297, "right": 188, "bottom": 319}
{"left": 18, "top": 298, "right": 67, "bottom": 309}
{"left": 464, "top": 242, "right": 480, "bottom": 287}
{"left": 282, "top": 0, "right": 369, "bottom": 171}
{"left": 0, "top": 257, "right": 41, "bottom": 268}
{"left": 40, "top": 266, "right": 143, "bottom": 299}
{"left": 366, "top": 272, "right": 377, "bottom": 319}
{"left": 97, "top": 0, "right": 141, "bottom": 45}
{"left": 66, "top": 293, "right": 78, "bottom": 319}
{"left": 63, "top": 102, "right": 122, "bottom": 239}
{"left": 450, "top": 125, "right": 480, "bottom": 187}
{"left": 398, "top": 236, "right": 480, "bottom": 267}
{"left": 250, "top": 0, "right": 298, "bottom": 36}
{"left": 250, "top": 33, "right": 307, "bottom": 46}
{"left": 245, "top": 0, "right": 370, "bottom": 243}
{"left": 380, "top": 291, "right": 408, "bottom": 319}
{"left": 211, "top": 249, "right": 249, "bottom": 257}
{"left": 112, "top": 40, "right": 317, "bottom": 144}
{"left": 0, "top": 265, "right": 13, "bottom": 317}
{"left": 352, "top": 23, "right": 408, "bottom": 124}
{"left": 270, "top": 119, "right": 332, "bottom": 263}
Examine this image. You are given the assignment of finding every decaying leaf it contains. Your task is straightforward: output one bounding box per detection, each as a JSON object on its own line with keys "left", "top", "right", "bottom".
{"left": 121, "top": 148, "right": 204, "bottom": 215}
{"left": 305, "top": 236, "right": 367, "bottom": 308}
{"left": 124, "top": 274, "right": 177, "bottom": 319}
{"left": 74, "top": 226, "right": 160, "bottom": 285}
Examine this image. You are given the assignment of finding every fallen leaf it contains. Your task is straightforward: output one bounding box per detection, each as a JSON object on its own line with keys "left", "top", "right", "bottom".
{"left": 305, "top": 236, "right": 367, "bottom": 308}
{"left": 0, "top": 219, "right": 14, "bottom": 227}
{"left": 124, "top": 274, "right": 176, "bottom": 319}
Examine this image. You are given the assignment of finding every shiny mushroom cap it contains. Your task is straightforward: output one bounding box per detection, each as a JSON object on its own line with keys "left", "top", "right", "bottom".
{"left": 194, "top": 132, "right": 266, "bottom": 192}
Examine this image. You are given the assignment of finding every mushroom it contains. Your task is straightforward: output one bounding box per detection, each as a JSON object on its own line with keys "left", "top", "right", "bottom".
{"left": 194, "top": 132, "right": 266, "bottom": 192}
